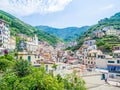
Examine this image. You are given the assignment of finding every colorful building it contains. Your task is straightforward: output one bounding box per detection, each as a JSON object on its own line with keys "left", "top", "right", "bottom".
{"left": 17, "top": 51, "right": 42, "bottom": 65}
{"left": 107, "top": 59, "right": 120, "bottom": 82}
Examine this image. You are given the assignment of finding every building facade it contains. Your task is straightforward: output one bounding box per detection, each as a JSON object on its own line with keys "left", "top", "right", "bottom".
{"left": 18, "top": 35, "right": 38, "bottom": 53}
{"left": 0, "top": 19, "right": 10, "bottom": 49}
{"left": 107, "top": 59, "right": 120, "bottom": 82}
{"left": 93, "top": 30, "right": 105, "bottom": 38}
{"left": 9, "top": 36, "right": 16, "bottom": 50}
{"left": 102, "top": 26, "right": 118, "bottom": 36}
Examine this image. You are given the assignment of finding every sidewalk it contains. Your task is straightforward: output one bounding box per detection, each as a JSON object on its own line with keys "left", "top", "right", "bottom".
{"left": 107, "top": 81, "right": 120, "bottom": 87}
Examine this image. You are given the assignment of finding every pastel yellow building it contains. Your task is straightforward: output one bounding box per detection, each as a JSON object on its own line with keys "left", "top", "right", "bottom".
{"left": 17, "top": 51, "right": 44, "bottom": 65}
{"left": 9, "top": 36, "right": 16, "bottom": 50}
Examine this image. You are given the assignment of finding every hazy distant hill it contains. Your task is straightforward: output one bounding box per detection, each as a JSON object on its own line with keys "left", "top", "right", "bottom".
{"left": 0, "top": 10, "right": 61, "bottom": 45}
{"left": 35, "top": 26, "right": 90, "bottom": 42}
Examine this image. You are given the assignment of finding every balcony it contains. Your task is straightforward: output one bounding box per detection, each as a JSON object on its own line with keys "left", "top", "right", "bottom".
{"left": 108, "top": 69, "right": 120, "bottom": 73}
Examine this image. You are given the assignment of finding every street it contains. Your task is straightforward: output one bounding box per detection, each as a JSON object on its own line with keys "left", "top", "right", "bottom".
{"left": 82, "top": 75, "right": 120, "bottom": 90}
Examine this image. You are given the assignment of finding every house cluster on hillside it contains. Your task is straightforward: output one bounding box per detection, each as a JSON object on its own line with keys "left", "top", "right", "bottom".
{"left": 77, "top": 38, "right": 120, "bottom": 83}
{"left": 15, "top": 34, "right": 82, "bottom": 72}
{"left": 0, "top": 18, "right": 120, "bottom": 83}
{"left": 0, "top": 19, "right": 80, "bottom": 73}
{"left": 92, "top": 26, "right": 120, "bottom": 38}
{"left": 55, "top": 41, "right": 78, "bottom": 50}
{"left": 79, "top": 40, "right": 99, "bottom": 68}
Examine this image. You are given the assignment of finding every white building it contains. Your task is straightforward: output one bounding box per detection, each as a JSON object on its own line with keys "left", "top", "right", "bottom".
{"left": 18, "top": 34, "right": 39, "bottom": 53}
{"left": 102, "top": 26, "right": 118, "bottom": 36}
{"left": 0, "top": 19, "right": 10, "bottom": 49}
{"left": 26, "top": 35, "right": 39, "bottom": 53}
{"left": 33, "top": 34, "right": 38, "bottom": 45}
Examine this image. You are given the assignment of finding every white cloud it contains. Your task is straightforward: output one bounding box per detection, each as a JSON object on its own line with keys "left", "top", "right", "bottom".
{"left": 100, "top": 4, "right": 114, "bottom": 11}
{"left": 0, "top": 0, "right": 72, "bottom": 16}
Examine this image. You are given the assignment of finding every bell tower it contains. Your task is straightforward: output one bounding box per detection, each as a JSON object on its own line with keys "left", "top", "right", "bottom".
{"left": 33, "top": 34, "right": 38, "bottom": 45}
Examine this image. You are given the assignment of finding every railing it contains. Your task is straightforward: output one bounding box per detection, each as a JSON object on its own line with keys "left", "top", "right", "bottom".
{"left": 108, "top": 70, "right": 120, "bottom": 73}
{"left": 81, "top": 71, "right": 102, "bottom": 77}
{"left": 108, "top": 78, "right": 120, "bottom": 82}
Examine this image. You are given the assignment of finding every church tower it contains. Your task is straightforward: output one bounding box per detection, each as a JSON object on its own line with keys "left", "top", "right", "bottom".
{"left": 33, "top": 34, "right": 38, "bottom": 45}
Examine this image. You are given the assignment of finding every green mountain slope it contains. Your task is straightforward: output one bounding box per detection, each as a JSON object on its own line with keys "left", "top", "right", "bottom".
{"left": 74, "top": 12, "right": 120, "bottom": 52}
{"left": 0, "top": 10, "right": 61, "bottom": 45}
{"left": 35, "top": 26, "right": 89, "bottom": 42}
{"left": 85, "top": 12, "right": 120, "bottom": 34}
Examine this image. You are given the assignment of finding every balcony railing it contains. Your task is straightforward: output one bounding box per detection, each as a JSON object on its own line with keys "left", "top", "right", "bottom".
{"left": 108, "top": 70, "right": 120, "bottom": 73}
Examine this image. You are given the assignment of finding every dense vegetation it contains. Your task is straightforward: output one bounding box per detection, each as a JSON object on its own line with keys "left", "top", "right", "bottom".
{"left": 0, "top": 10, "right": 61, "bottom": 45}
{"left": 0, "top": 54, "right": 86, "bottom": 90}
{"left": 71, "top": 12, "right": 120, "bottom": 52}
{"left": 36, "top": 26, "right": 89, "bottom": 42}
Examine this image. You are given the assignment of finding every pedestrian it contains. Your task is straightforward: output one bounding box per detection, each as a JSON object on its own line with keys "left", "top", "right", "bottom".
{"left": 105, "top": 78, "right": 107, "bottom": 83}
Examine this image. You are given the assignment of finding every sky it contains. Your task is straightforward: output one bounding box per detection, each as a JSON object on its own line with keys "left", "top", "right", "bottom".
{"left": 0, "top": 0, "right": 120, "bottom": 28}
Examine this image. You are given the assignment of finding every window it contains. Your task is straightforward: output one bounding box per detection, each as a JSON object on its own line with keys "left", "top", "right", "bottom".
{"left": 116, "top": 74, "right": 120, "bottom": 77}
{"left": 88, "top": 61, "right": 90, "bottom": 64}
{"left": 91, "top": 62, "right": 93, "bottom": 64}
{"left": 98, "top": 55, "right": 100, "bottom": 58}
{"left": 117, "top": 60, "right": 120, "bottom": 64}
{"left": 108, "top": 61, "right": 115, "bottom": 63}
{"left": 109, "top": 74, "right": 114, "bottom": 78}
{"left": 45, "top": 65, "right": 48, "bottom": 71}
{"left": 114, "top": 54, "right": 119, "bottom": 58}
{"left": 35, "top": 55, "right": 37, "bottom": 58}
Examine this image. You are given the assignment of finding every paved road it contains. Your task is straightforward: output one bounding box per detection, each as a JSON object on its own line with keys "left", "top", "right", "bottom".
{"left": 82, "top": 75, "right": 120, "bottom": 90}
{"left": 89, "top": 84, "right": 120, "bottom": 90}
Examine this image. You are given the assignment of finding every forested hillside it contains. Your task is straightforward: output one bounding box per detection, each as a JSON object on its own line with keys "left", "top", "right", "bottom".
{"left": 36, "top": 26, "right": 89, "bottom": 42}
{"left": 0, "top": 10, "right": 61, "bottom": 45}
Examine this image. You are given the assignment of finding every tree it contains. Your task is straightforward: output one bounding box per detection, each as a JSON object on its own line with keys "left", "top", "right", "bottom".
{"left": 56, "top": 74, "right": 63, "bottom": 83}
{"left": 64, "top": 71, "right": 86, "bottom": 90}
{"left": 0, "top": 72, "right": 28, "bottom": 90}
{"left": 0, "top": 56, "right": 86, "bottom": 90}
{"left": 14, "top": 60, "right": 31, "bottom": 77}
{"left": 52, "top": 64, "right": 58, "bottom": 70}
{"left": 0, "top": 54, "right": 15, "bottom": 61}
{"left": 0, "top": 54, "right": 15, "bottom": 73}
{"left": 96, "top": 40, "right": 104, "bottom": 47}
{"left": 0, "top": 59, "right": 12, "bottom": 72}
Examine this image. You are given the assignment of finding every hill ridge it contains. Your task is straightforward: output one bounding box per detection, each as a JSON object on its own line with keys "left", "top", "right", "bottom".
{"left": 35, "top": 25, "right": 90, "bottom": 42}
{"left": 0, "top": 10, "right": 61, "bottom": 45}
